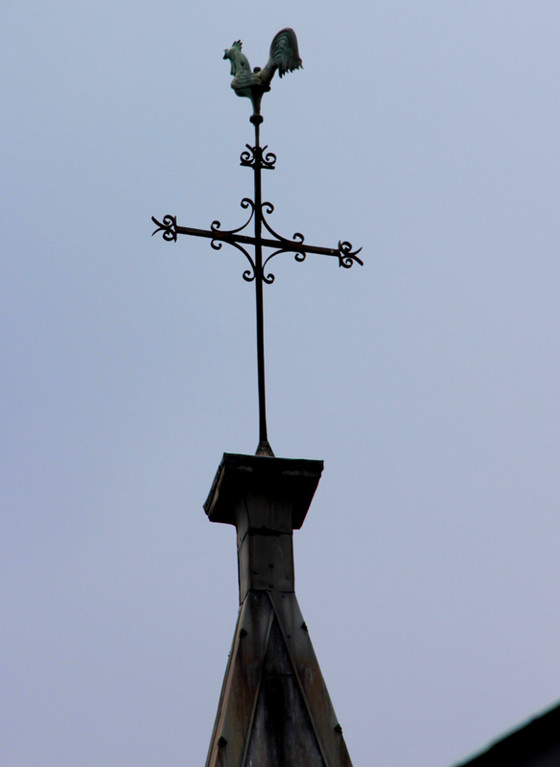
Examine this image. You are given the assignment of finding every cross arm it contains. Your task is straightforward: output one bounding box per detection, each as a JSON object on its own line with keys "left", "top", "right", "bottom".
{"left": 151, "top": 214, "right": 363, "bottom": 270}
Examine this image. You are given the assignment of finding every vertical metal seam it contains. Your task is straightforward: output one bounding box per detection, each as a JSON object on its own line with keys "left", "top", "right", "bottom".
{"left": 239, "top": 595, "right": 276, "bottom": 767}
{"left": 266, "top": 591, "right": 332, "bottom": 767}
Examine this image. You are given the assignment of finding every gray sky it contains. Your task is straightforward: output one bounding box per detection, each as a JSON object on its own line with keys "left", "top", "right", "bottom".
{"left": 2, "top": 2, "right": 560, "bottom": 765}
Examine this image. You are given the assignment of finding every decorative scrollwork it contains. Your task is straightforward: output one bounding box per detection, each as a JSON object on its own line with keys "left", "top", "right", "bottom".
{"left": 210, "top": 198, "right": 255, "bottom": 238}
{"left": 261, "top": 148, "right": 277, "bottom": 170}
{"left": 240, "top": 144, "right": 276, "bottom": 170}
{"left": 240, "top": 145, "right": 254, "bottom": 166}
{"left": 261, "top": 204, "right": 306, "bottom": 254}
{"left": 337, "top": 241, "right": 364, "bottom": 268}
{"left": 209, "top": 237, "right": 257, "bottom": 283}
{"left": 262, "top": 249, "right": 283, "bottom": 271}
{"left": 151, "top": 214, "right": 177, "bottom": 242}
{"left": 263, "top": 245, "right": 305, "bottom": 273}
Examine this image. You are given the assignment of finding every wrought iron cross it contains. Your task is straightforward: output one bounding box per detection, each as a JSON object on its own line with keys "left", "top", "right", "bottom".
{"left": 151, "top": 30, "right": 363, "bottom": 457}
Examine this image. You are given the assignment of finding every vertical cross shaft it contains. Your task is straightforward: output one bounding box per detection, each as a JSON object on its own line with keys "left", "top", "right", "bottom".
{"left": 251, "top": 115, "right": 272, "bottom": 457}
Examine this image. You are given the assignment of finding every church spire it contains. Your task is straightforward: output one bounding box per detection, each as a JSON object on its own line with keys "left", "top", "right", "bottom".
{"left": 203, "top": 453, "right": 353, "bottom": 767}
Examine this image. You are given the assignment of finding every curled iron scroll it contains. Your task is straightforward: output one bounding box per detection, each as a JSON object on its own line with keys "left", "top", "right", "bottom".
{"left": 209, "top": 237, "right": 256, "bottom": 282}
{"left": 151, "top": 214, "right": 177, "bottom": 242}
{"left": 240, "top": 144, "right": 277, "bottom": 170}
{"left": 260, "top": 202, "right": 307, "bottom": 256}
{"left": 337, "top": 241, "right": 364, "bottom": 268}
{"left": 210, "top": 198, "right": 255, "bottom": 238}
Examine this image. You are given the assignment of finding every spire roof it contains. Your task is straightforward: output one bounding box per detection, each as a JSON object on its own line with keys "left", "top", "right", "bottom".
{"left": 203, "top": 454, "right": 353, "bottom": 767}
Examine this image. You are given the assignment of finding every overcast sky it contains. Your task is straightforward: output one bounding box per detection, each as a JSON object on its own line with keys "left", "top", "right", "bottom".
{"left": 2, "top": 2, "right": 560, "bottom": 766}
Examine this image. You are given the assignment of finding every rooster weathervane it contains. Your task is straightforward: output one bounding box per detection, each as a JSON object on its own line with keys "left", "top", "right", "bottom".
{"left": 223, "top": 28, "right": 302, "bottom": 116}
{"left": 152, "top": 28, "right": 363, "bottom": 457}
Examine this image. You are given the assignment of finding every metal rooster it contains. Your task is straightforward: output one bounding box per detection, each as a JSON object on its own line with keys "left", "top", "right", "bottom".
{"left": 223, "top": 28, "right": 302, "bottom": 116}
